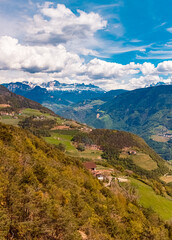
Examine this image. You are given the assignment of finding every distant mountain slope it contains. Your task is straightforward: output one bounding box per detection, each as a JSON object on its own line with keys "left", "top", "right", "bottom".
{"left": 62, "top": 85, "right": 172, "bottom": 160}
{"left": 99, "top": 89, "right": 128, "bottom": 101}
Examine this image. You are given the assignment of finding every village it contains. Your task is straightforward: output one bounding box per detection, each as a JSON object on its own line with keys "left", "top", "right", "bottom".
{"left": 155, "top": 126, "right": 172, "bottom": 139}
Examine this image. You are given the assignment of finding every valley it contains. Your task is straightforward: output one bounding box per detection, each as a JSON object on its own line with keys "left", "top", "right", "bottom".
{"left": 1, "top": 0, "right": 172, "bottom": 238}
{"left": 3, "top": 82, "right": 171, "bottom": 161}
{"left": 0, "top": 85, "right": 172, "bottom": 239}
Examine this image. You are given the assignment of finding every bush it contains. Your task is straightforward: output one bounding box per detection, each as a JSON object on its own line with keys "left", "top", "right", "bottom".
{"left": 77, "top": 143, "right": 85, "bottom": 152}
{"left": 56, "top": 143, "right": 66, "bottom": 152}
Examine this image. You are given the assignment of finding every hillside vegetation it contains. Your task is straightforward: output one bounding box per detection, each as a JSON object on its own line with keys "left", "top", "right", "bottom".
{"left": 62, "top": 85, "right": 172, "bottom": 160}
{"left": 0, "top": 86, "right": 172, "bottom": 225}
{"left": 0, "top": 123, "right": 172, "bottom": 240}
{"left": 72, "top": 129, "right": 170, "bottom": 179}
{"left": 0, "top": 85, "right": 54, "bottom": 115}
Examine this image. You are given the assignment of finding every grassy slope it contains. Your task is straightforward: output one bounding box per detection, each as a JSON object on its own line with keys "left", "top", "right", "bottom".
{"left": 151, "top": 135, "right": 169, "bottom": 143}
{"left": 90, "top": 129, "right": 171, "bottom": 175}
{"left": 161, "top": 176, "right": 172, "bottom": 184}
{"left": 0, "top": 116, "right": 20, "bottom": 126}
{"left": 130, "top": 153, "right": 158, "bottom": 171}
{"left": 44, "top": 132, "right": 103, "bottom": 161}
{"left": 131, "top": 178, "right": 172, "bottom": 220}
{"left": 120, "top": 152, "right": 158, "bottom": 171}
{"left": 44, "top": 132, "right": 76, "bottom": 151}
{"left": 0, "top": 85, "right": 55, "bottom": 115}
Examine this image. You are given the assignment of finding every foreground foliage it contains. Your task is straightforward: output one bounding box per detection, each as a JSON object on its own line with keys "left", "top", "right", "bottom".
{"left": 0, "top": 123, "right": 172, "bottom": 240}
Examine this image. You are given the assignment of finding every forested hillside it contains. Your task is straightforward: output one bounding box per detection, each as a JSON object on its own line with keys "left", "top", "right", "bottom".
{"left": 0, "top": 123, "right": 172, "bottom": 240}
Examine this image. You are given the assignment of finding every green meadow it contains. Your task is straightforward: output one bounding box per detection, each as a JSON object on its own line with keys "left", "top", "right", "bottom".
{"left": 44, "top": 132, "right": 76, "bottom": 151}
{"left": 131, "top": 178, "right": 172, "bottom": 221}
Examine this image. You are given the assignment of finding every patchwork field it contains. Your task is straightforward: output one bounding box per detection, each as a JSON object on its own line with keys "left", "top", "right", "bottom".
{"left": 130, "top": 178, "right": 172, "bottom": 220}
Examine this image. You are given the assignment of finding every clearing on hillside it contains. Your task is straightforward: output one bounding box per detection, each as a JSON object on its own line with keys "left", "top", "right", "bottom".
{"left": 160, "top": 175, "right": 172, "bottom": 184}
{"left": 44, "top": 132, "right": 76, "bottom": 152}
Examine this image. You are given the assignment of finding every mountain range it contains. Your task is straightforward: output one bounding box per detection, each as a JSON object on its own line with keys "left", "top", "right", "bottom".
{"left": 3, "top": 80, "right": 104, "bottom": 102}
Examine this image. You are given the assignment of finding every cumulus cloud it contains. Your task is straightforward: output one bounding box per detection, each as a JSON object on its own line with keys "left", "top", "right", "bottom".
{"left": 157, "top": 61, "right": 172, "bottom": 73}
{"left": 0, "top": 35, "right": 172, "bottom": 90}
{"left": 139, "top": 62, "right": 155, "bottom": 75}
{"left": 86, "top": 59, "right": 140, "bottom": 79}
{"left": 26, "top": 3, "right": 107, "bottom": 46}
{"left": 128, "top": 75, "right": 163, "bottom": 89}
{"left": 0, "top": 3, "right": 172, "bottom": 91}
{"left": 0, "top": 36, "right": 83, "bottom": 73}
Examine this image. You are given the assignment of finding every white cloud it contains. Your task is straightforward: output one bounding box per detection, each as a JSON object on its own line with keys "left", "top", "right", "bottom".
{"left": 128, "top": 75, "right": 163, "bottom": 89}
{"left": 0, "top": 3, "right": 171, "bottom": 91}
{"left": 0, "top": 36, "right": 171, "bottom": 90}
{"left": 137, "top": 50, "right": 172, "bottom": 60}
{"left": 157, "top": 61, "right": 172, "bottom": 73}
{"left": 86, "top": 58, "right": 140, "bottom": 79}
{"left": 0, "top": 36, "right": 83, "bottom": 73}
{"left": 26, "top": 3, "right": 107, "bottom": 46}
{"left": 94, "top": 3, "right": 122, "bottom": 9}
{"left": 139, "top": 62, "right": 155, "bottom": 75}
{"left": 166, "top": 27, "right": 172, "bottom": 33}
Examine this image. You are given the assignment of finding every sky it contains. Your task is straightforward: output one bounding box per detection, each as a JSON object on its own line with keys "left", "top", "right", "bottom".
{"left": 0, "top": 0, "right": 172, "bottom": 90}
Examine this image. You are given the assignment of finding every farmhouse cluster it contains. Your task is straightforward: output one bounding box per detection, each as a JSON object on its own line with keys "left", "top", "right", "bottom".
{"left": 83, "top": 161, "right": 112, "bottom": 181}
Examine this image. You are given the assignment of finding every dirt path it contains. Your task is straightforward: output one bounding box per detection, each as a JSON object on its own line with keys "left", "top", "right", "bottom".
{"left": 104, "top": 176, "right": 113, "bottom": 187}
{"left": 78, "top": 231, "right": 87, "bottom": 240}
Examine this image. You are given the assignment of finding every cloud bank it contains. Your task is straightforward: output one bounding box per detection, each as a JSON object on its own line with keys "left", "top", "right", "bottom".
{"left": 0, "top": 2, "right": 172, "bottom": 90}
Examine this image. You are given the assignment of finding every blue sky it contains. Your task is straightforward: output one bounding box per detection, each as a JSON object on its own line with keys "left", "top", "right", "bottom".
{"left": 0, "top": 0, "right": 172, "bottom": 90}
